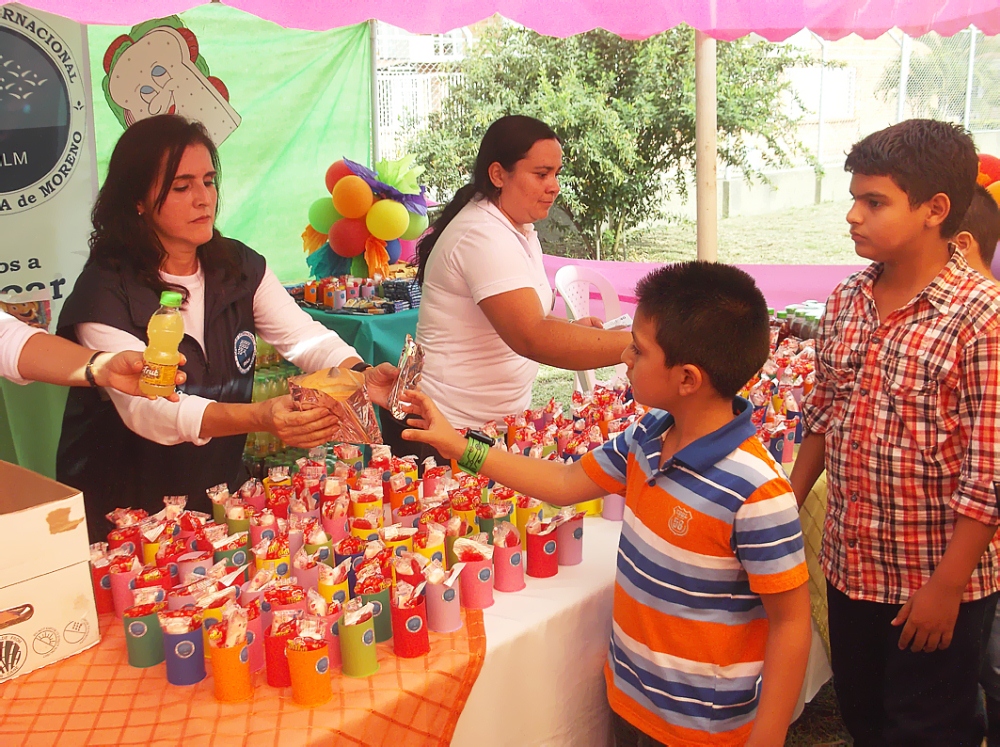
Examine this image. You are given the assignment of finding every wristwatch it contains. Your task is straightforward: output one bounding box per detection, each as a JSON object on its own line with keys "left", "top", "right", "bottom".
{"left": 351, "top": 362, "right": 373, "bottom": 373}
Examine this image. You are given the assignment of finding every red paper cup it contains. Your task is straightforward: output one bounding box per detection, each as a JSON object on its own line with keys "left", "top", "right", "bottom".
{"left": 249, "top": 523, "right": 279, "bottom": 548}
{"left": 109, "top": 567, "right": 138, "bottom": 618}
{"left": 458, "top": 557, "right": 494, "bottom": 610}
{"left": 425, "top": 581, "right": 462, "bottom": 633}
{"left": 556, "top": 516, "right": 584, "bottom": 566}
{"left": 287, "top": 643, "right": 332, "bottom": 706}
{"left": 91, "top": 563, "right": 114, "bottom": 614}
{"left": 246, "top": 614, "right": 265, "bottom": 673}
{"left": 264, "top": 626, "right": 293, "bottom": 687}
{"left": 493, "top": 544, "right": 526, "bottom": 592}
{"left": 526, "top": 531, "right": 559, "bottom": 578}
{"left": 391, "top": 597, "right": 430, "bottom": 658}
{"left": 107, "top": 526, "right": 141, "bottom": 558}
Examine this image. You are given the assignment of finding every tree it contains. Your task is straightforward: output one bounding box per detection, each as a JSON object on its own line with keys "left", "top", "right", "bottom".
{"left": 407, "top": 25, "right": 809, "bottom": 259}
{"left": 877, "top": 30, "right": 1000, "bottom": 128}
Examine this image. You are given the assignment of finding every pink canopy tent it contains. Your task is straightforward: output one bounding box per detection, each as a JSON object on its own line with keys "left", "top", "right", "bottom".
{"left": 17, "top": 0, "right": 1000, "bottom": 39}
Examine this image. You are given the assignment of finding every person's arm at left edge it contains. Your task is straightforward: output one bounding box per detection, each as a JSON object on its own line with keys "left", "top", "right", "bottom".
{"left": 251, "top": 268, "right": 398, "bottom": 406}
{"left": 892, "top": 326, "right": 1000, "bottom": 652}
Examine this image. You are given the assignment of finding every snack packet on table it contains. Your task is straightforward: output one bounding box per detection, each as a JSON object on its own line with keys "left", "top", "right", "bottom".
{"left": 158, "top": 607, "right": 203, "bottom": 634}
{"left": 492, "top": 521, "right": 521, "bottom": 548}
{"left": 288, "top": 367, "right": 383, "bottom": 444}
{"left": 453, "top": 534, "right": 494, "bottom": 562}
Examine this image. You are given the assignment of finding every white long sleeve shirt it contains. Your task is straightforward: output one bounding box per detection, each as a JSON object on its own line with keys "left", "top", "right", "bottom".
{"left": 0, "top": 310, "right": 45, "bottom": 384}
{"left": 77, "top": 266, "right": 358, "bottom": 447}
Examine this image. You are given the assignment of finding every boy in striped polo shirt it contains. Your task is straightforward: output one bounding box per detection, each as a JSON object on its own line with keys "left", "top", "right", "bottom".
{"left": 402, "top": 261, "right": 812, "bottom": 746}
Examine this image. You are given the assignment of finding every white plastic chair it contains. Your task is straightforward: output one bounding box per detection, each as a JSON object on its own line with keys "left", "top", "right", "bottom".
{"left": 554, "top": 265, "right": 628, "bottom": 393}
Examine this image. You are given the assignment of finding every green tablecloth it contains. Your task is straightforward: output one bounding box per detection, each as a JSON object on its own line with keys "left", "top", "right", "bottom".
{"left": 304, "top": 307, "right": 418, "bottom": 366}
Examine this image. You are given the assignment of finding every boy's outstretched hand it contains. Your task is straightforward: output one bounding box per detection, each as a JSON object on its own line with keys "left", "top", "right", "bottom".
{"left": 399, "top": 390, "right": 466, "bottom": 461}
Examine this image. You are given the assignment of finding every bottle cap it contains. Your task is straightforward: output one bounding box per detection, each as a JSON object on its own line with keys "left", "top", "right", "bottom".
{"left": 160, "top": 291, "right": 183, "bottom": 308}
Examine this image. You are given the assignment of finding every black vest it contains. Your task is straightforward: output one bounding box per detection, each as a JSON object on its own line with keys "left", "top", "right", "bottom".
{"left": 56, "top": 240, "right": 266, "bottom": 541}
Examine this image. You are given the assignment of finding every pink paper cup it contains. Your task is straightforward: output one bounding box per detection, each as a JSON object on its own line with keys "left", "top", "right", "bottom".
{"left": 493, "top": 544, "right": 526, "bottom": 592}
{"left": 293, "top": 563, "right": 320, "bottom": 590}
{"left": 246, "top": 614, "right": 265, "bottom": 673}
{"left": 109, "top": 568, "right": 138, "bottom": 619}
{"left": 425, "top": 581, "right": 462, "bottom": 633}
{"left": 556, "top": 516, "right": 584, "bottom": 566}
{"left": 249, "top": 523, "right": 279, "bottom": 548}
{"left": 321, "top": 610, "right": 343, "bottom": 670}
{"left": 602, "top": 494, "right": 625, "bottom": 521}
{"left": 177, "top": 551, "right": 214, "bottom": 581}
{"left": 321, "top": 515, "right": 350, "bottom": 544}
{"left": 458, "top": 557, "right": 494, "bottom": 610}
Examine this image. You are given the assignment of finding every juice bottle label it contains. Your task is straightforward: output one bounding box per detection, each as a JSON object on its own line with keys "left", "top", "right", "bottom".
{"left": 141, "top": 360, "right": 178, "bottom": 389}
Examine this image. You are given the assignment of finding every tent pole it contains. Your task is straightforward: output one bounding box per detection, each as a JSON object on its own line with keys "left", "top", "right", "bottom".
{"left": 370, "top": 19, "right": 381, "bottom": 165}
{"left": 695, "top": 30, "right": 718, "bottom": 262}
{"left": 964, "top": 25, "right": 977, "bottom": 130}
{"left": 896, "top": 32, "right": 911, "bottom": 123}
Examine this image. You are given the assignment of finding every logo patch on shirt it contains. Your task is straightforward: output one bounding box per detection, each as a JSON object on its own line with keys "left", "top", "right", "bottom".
{"left": 668, "top": 506, "right": 692, "bottom": 537}
{"left": 234, "top": 330, "right": 256, "bottom": 374}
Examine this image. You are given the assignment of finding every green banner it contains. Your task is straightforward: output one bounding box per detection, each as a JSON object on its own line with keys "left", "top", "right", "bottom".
{"left": 87, "top": 5, "right": 373, "bottom": 283}
{"left": 3, "top": 8, "right": 373, "bottom": 476}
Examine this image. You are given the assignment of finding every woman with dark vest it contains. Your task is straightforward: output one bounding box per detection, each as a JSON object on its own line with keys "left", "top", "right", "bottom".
{"left": 57, "top": 115, "right": 398, "bottom": 541}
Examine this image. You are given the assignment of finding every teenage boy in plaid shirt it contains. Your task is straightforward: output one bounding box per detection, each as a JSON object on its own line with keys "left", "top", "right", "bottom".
{"left": 792, "top": 119, "right": 1000, "bottom": 746}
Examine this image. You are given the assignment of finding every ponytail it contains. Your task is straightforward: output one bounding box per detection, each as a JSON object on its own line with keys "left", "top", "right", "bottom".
{"left": 415, "top": 115, "right": 560, "bottom": 284}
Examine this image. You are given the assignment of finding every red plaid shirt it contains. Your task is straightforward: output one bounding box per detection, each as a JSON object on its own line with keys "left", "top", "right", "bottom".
{"left": 802, "top": 250, "right": 1000, "bottom": 604}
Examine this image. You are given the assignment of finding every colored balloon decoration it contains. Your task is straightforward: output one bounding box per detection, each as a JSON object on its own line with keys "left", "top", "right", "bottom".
{"left": 329, "top": 218, "right": 370, "bottom": 258}
{"left": 332, "top": 176, "right": 374, "bottom": 219}
{"left": 325, "top": 160, "right": 354, "bottom": 193}
{"left": 366, "top": 199, "right": 410, "bottom": 241}
{"left": 385, "top": 239, "right": 402, "bottom": 265}
{"left": 401, "top": 211, "right": 429, "bottom": 241}
{"left": 303, "top": 154, "right": 428, "bottom": 279}
{"left": 308, "top": 197, "right": 342, "bottom": 234}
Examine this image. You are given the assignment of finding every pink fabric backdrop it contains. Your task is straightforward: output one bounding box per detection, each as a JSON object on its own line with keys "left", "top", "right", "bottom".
{"left": 12, "top": 0, "right": 1000, "bottom": 39}
{"left": 542, "top": 255, "right": 866, "bottom": 318}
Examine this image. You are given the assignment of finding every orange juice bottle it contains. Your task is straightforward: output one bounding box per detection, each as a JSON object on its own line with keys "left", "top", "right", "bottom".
{"left": 139, "top": 291, "right": 184, "bottom": 398}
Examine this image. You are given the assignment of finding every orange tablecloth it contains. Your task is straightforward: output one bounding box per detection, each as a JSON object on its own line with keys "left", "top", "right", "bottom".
{"left": 0, "top": 609, "right": 485, "bottom": 747}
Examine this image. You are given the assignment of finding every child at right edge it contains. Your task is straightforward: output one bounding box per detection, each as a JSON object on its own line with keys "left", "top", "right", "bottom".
{"left": 791, "top": 119, "right": 1000, "bottom": 746}
{"left": 403, "top": 261, "right": 812, "bottom": 747}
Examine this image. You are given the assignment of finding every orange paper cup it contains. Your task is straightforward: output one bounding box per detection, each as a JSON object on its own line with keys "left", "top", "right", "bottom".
{"left": 210, "top": 643, "right": 253, "bottom": 702}
{"left": 287, "top": 643, "right": 333, "bottom": 706}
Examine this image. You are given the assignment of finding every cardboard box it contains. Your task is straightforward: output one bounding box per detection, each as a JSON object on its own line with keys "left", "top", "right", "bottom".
{"left": 0, "top": 461, "right": 100, "bottom": 681}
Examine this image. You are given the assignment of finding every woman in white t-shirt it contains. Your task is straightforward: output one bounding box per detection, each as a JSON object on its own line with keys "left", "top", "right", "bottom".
{"left": 386, "top": 116, "right": 630, "bottom": 449}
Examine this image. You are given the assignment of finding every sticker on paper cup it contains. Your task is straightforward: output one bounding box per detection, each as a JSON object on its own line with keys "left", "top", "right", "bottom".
{"left": 261, "top": 601, "right": 271, "bottom": 612}
{"left": 510, "top": 552, "right": 522, "bottom": 567}
{"left": 478, "top": 568, "right": 491, "bottom": 582}
{"left": 431, "top": 551, "right": 443, "bottom": 563}
{"left": 443, "top": 589, "right": 456, "bottom": 602}
{"left": 246, "top": 630, "right": 256, "bottom": 646}
{"left": 277, "top": 562, "right": 289, "bottom": 576}
{"left": 128, "top": 578, "right": 136, "bottom": 590}
{"left": 317, "top": 548, "right": 330, "bottom": 561}
{"left": 362, "top": 629, "right": 375, "bottom": 646}
{"left": 168, "top": 563, "right": 179, "bottom": 577}
{"left": 128, "top": 621, "right": 147, "bottom": 638}
{"left": 193, "top": 567, "right": 207, "bottom": 576}
{"left": 403, "top": 495, "right": 416, "bottom": 505}
{"left": 573, "top": 528, "right": 583, "bottom": 540}
{"left": 239, "top": 646, "right": 249, "bottom": 664}
{"left": 405, "top": 616, "right": 423, "bottom": 633}
{"left": 352, "top": 557, "right": 365, "bottom": 569}
{"left": 316, "top": 656, "right": 329, "bottom": 674}
{"left": 204, "top": 617, "right": 218, "bottom": 630}
{"left": 262, "top": 529, "right": 275, "bottom": 541}
{"left": 232, "top": 551, "right": 247, "bottom": 565}
{"left": 334, "top": 590, "right": 346, "bottom": 604}
{"left": 371, "top": 601, "right": 383, "bottom": 617}
{"left": 543, "top": 541, "right": 556, "bottom": 555}
{"left": 394, "top": 546, "right": 405, "bottom": 557}
{"left": 100, "top": 576, "right": 111, "bottom": 589}
{"left": 175, "top": 641, "right": 195, "bottom": 659}
{"left": 121, "top": 541, "right": 135, "bottom": 555}
{"left": 329, "top": 622, "right": 339, "bottom": 637}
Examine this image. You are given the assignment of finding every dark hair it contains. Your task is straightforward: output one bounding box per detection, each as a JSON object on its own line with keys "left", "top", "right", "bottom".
{"left": 89, "top": 114, "right": 241, "bottom": 299}
{"left": 844, "top": 118, "right": 978, "bottom": 238}
{"left": 959, "top": 184, "right": 1000, "bottom": 266}
{"left": 634, "top": 262, "right": 770, "bottom": 399}
{"left": 416, "top": 115, "right": 560, "bottom": 283}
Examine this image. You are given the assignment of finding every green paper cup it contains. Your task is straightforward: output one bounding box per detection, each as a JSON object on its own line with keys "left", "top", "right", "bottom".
{"left": 339, "top": 617, "right": 379, "bottom": 678}
{"left": 226, "top": 516, "right": 250, "bottom": 536}
{"left": 212, "top": 502, "right": 227, "bottom": 524}
{"left": 360, "top": 587, "right": 392, "bottom": 642}
{"left": 123, "top": 610, "right": 164, "bottom": 668}
{"left": 304, "top": 540, "right": 334, "bottom": 565}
